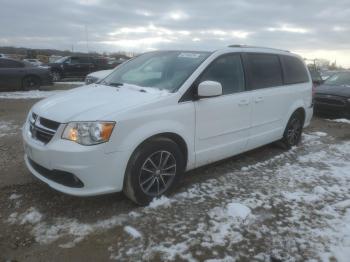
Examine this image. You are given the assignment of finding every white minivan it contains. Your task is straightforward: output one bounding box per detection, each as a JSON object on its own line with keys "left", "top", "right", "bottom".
{"left": 23, "top": 46, "right": 313, "bottom": 205}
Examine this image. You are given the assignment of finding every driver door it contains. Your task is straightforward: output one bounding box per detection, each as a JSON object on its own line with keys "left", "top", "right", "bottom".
{"left": 195, "top": 54, "right": 252, "bottom": 167}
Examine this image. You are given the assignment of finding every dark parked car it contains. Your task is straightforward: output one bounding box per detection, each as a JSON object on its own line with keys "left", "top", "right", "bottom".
{"left": 0, "top": 58, "right": 52, "bottom": 90}
{"left": 48, "top": 56, "right": 110, "bottom": 81}
{"left": 314, "top": 71, "right": 350, "bottom": 118}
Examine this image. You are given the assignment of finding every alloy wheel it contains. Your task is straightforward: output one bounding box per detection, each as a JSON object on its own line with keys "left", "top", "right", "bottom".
{"left": 52, "top": 71, "right": 60, "bottom": 81}
{"left": 139, "top": 150, "right": 177, "bottom": 197}
{"left": 286, "top": 117, "right": 301, "bottom": 145}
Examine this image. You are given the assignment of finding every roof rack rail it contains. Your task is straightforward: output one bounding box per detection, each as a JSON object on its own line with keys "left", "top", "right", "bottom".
{"left": 227, "top": 44, "right": 290, "bottom": 53}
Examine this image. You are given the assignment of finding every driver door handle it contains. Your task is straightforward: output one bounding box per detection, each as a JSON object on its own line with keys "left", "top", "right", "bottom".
{"left": 238, "top": 99, "right": 250, "bottom": 106}
{"left": 255, "top": 97, "right": 263, "bottom": 103}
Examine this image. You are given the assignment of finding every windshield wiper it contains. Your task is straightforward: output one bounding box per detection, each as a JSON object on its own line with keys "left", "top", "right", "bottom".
{"left": 105, "top": 82, "right": 124, "bottom": 87}
{"left": 97, "top": 81, "right": 124, "bottom": 87}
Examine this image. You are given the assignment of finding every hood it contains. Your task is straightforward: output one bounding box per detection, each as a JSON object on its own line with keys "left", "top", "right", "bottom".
{"left": 32, "top": 84, "right": 170, "bottom": 123}
{"left": 315, "top": 84, "right": 350, "bottom": 97}
{"left": 88, "top": 69, "right": 113, "bottom": 79}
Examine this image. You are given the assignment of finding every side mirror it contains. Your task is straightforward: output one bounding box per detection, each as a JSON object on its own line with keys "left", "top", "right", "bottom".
{"left": 197, "top": 81, "right": 222, "bottom": 98}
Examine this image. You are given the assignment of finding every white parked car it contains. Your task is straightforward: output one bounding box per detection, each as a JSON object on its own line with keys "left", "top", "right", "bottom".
{"left": 23, "top": 59, "right": 43, "bottom": 67}
{"left": 22, "top": 46, "right": 313, "bottom": 205}
{"left": 85, "top": 69, "right": 113, "bottom": 85}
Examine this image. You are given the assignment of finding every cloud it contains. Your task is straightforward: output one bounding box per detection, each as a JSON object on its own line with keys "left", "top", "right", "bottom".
{"left": 166, "top": 10, "right": 189, "bottom": 21}
{"left": 267, "top": 24, "right": 309, "bottom": 34}
{"left": 1, "top": 0, "right": 350, "bottom": 66}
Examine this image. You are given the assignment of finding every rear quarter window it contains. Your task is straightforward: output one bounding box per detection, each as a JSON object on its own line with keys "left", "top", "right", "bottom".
{"left": 244, "top": 53, "right": 283, "bottom": 89}
{"left": 281, "top": 55, "right": 309, "bottom": 84}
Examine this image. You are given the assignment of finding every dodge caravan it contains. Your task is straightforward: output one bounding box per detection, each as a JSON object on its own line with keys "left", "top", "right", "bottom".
{"left": 23, "top": 46, "right": 313, "bottom": 205}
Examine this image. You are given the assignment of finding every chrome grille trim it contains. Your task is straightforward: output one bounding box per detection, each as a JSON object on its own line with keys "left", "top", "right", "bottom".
{"left": 29, "top": 113, "right": 60, "bottom": 144}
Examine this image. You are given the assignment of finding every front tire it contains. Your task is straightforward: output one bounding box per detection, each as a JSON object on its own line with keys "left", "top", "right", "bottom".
{"left": 51, "top": 70, "right": 61, "bottom": 81}
{"left": 22, "top": 76, "right": 41, "bottom": 90}
{"left": 281, "top": 111, "right": 304, "bottom": 149}
{"left": 123, "top": 137, "right": 185, "bottom": 205}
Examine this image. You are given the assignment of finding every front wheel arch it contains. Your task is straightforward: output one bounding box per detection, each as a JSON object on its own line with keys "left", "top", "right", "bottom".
{"left": 123, "top": 135, "right": 186, "bottom": 205}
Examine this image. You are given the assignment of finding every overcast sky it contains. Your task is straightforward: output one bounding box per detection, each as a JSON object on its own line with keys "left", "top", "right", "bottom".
{"left": 1, "top": 0, "right": 350, "bottom": 66}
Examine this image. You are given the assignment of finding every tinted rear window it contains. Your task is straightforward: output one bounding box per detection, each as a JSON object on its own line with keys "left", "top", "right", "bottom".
{"left": 281, "top": 55, "right": 309, "bottom": 84}
{"left": 245, "top": 53, "right": 283, "bottom": 89}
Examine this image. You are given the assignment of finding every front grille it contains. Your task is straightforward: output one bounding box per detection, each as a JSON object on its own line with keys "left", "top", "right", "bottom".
{"left": 28, "top": 158, "right": 84, "bottom": 188}
{"left": 29, "top": 113, "right": 60, "bottom": 144}
{"left": 315, "top": 95, "right": 346, "bottom": 106}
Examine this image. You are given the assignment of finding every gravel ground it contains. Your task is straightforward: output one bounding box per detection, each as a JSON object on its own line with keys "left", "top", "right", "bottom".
{"left": 0, "top": 86, "right": 350, "bottom": 261}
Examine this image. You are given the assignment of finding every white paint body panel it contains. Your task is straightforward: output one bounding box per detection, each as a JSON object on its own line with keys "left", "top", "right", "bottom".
{"left": 22, "top": 47, "right": 313, "bottom": 196}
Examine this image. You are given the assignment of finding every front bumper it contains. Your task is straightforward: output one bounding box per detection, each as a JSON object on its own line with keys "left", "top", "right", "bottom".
{"left": 22, "top": 122, "right": 129, "bottom": 196}
{"left": 314, "top": 95, "right": 350, "bottom": 118}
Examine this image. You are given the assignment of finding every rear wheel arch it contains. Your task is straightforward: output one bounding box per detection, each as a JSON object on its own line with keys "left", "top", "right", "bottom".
{"left": 281, "top": 107, "right": 305, "bottom": 149}
{"left": 292, "top": 107, "right": 306, "bottom": 126}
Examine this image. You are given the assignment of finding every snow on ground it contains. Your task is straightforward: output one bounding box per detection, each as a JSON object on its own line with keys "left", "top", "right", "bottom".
{"left": 8, "top": 193, "right": 22, "bottom": 200}
{"left": 123, "top": 226, "right": 142, "bottom": 238}
{"left": 5, "top": 131, "right": 350, "bottom": 261}
{"left": 0, "top": 120, "right": 19, "bottom": 137}
{"left": 54, "top": 81, "right": 85, "bottom": 85}
{"left": 7, "top": 207, "right": 128, "bottom": 248}
{"left": 148, "top": 195, "right": 173, "bottom": 208}
{"left": 0, "top": 90, "right": 63, "bottom": 99}
{"left": 327, "top": 118, "right": 350, "bottom": 124}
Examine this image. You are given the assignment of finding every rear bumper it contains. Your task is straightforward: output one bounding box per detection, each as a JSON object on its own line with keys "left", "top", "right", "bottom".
{"left": 304, "top": 106, "right": 313, "bottom": 127}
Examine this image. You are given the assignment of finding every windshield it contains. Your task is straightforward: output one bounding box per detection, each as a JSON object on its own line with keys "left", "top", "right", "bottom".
{"left": 101, "top": 51, "right": 211, "bottom": 92}
{"left": 324, "top": 72, "right": 350, "bottom": 86}
{"left": 54, "top": 56, "right": 68, "bottom": 63}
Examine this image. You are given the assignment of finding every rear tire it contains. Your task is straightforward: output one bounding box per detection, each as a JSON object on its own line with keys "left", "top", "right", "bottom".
{"left": 281, "top": 111, "right": 304, "bottom": 149}
{"left": 123, "top": 137, "right": 185, "bottom": 205}
{"left": 22, "top": 76, "right": 41, "bottom": 90}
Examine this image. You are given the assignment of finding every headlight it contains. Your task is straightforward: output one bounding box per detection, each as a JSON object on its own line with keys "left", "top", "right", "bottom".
{"left": 62, "top": 121, "right": 115, "bottom": 145}
{"left": 85, "top": 76, "right": 98, "bottom": 85}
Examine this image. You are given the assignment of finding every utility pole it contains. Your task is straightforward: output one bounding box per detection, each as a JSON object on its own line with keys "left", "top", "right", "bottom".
{"left": 85, "top": 24, "right": 89, "bottom": 53}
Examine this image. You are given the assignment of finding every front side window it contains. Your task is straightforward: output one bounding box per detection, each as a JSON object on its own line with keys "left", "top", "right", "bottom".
{"left": 69, "top": 57, "right": 81, "bottom": 64}
{"left": 79, "top": 57, "right": 91, "bottom": 63}
{"left": 102, "top": 51, "right": 211, "bottom": 92}
{"left": 199, "top": 54, "right": 245, "bottom": 95}
{"left": 281, "top": 55, "right": 309, "bottom": 84}
{"left": 245, "top": 53, "right": 283, "bottom": 89}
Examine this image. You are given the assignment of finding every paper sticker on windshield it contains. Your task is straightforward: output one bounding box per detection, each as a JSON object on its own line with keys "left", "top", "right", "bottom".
{"left": 178, "top": 53, "right": 201, "bottom": 58}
